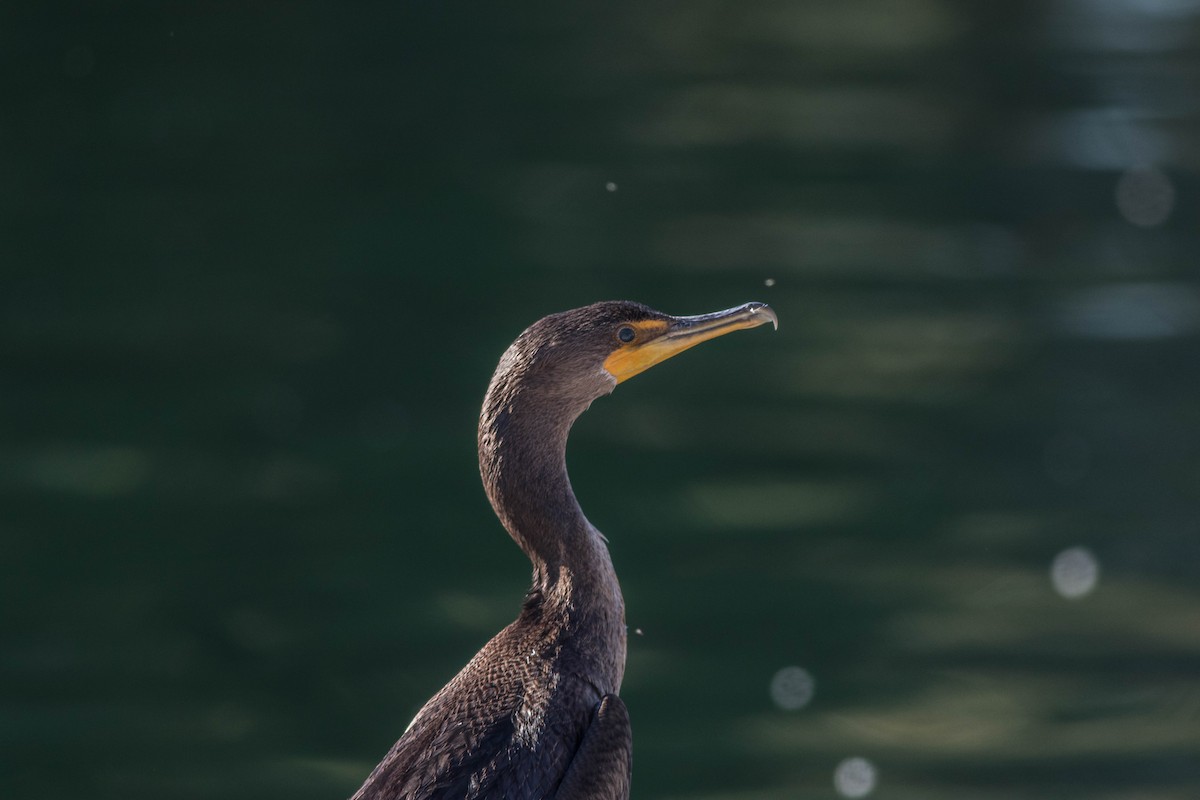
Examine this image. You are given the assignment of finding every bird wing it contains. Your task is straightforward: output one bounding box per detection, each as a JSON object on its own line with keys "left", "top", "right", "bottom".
{"left": 352, "top": 692, "right": 630, "bottom": 800}
{"left": 351, "top": 705, "right": 518, "bottom": 800}
{"left": 351, "top": 608, "right": 629, "bottom": 800}
{"left": 553, "top": 694, "right": 632, "bottom": 800}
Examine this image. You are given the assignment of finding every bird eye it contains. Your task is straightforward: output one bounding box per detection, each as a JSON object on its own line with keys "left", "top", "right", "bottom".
{"left": 617, "top": 326, "right": 636, "bottom": 343}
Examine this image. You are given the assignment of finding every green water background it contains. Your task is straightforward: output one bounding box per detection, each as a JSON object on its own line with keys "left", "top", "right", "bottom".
{"left": 4, "top": 3, "right": 1199, "bottom": 798}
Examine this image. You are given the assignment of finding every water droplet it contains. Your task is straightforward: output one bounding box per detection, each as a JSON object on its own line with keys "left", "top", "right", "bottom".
{"left": 605, "top": 181, "right": 618, "bottom": 192}
{"left": 764, "top": 277, "right": 776, "bottom": 287}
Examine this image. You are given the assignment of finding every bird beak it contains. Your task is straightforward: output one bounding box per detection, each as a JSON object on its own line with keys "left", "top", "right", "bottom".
{"left": 604, "top": 302, "right": 779, "bottom": 384}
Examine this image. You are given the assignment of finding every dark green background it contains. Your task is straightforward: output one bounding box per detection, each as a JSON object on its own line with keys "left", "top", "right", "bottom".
{"left": 4, "top": 3, "right": 1199, "bottom": 798}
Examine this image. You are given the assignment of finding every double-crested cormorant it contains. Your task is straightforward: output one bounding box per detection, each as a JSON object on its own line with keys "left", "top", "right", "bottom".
{"left": 352, "top": 301, "right": 778, "bottom": 800}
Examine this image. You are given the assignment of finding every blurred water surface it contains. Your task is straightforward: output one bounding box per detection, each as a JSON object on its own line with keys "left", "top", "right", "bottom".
{"left": 3, "top": 3, "right": 1199, "bottom": 799}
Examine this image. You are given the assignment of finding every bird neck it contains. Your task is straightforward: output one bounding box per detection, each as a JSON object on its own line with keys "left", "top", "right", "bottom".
{"left": 477, "top": 373, "right": 620, "bottom": 608}
{"left": 476, "top": 341, "right": 628, "bottom": 694}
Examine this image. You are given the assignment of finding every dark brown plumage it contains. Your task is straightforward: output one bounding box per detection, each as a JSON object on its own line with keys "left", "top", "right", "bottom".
{"left": 351, "top": 301, "right": 777, "bottom": 800}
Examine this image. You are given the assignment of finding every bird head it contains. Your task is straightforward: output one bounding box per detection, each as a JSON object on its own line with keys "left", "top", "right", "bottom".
{"left": 494, "top": 301, "right": 778, "bottom": 413}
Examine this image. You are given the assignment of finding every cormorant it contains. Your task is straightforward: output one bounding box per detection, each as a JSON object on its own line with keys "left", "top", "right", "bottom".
{"left": 351, "top": 300, "right": 778, "bottom": 800}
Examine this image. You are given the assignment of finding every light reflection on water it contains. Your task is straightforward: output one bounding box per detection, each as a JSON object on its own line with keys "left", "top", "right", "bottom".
{"left": 1055, "top": 283, "right": 1200, "bottom": 340}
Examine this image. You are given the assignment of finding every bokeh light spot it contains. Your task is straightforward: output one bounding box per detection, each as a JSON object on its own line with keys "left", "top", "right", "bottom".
{"left": 1051, "top": 546, "right": 1100, "bottom": 600}
{"left": 1115, "top": 166, "right": 1175, "bottom": 227}
{"left": 769, "top": 665, "right": 815, "bottom": 710}
{"left": 834, "top": 756, "right": 877, "bottom": 798}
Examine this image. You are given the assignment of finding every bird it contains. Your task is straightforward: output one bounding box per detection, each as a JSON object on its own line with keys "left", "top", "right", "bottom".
{"left": 351, "top": 300, "right": 778, "bottom": 800}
